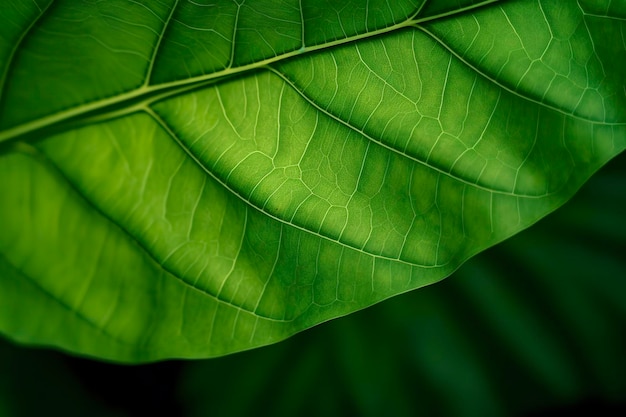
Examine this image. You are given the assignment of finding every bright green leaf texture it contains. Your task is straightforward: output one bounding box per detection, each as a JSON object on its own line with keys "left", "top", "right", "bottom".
{"left": 0, "top": 0, "right": 624, "bottom": 362}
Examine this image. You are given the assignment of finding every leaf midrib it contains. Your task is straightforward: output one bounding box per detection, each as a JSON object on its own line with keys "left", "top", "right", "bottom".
{"left": 0, "top": 0, "right": 506, "bottom": 145}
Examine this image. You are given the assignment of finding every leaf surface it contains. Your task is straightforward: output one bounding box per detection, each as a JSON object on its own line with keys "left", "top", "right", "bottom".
{"left": 0, "top": 0, "right": 624, "bottom": 361}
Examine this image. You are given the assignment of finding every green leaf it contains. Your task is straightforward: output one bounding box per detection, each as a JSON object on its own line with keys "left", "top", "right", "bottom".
{"left": 0, "top": 0, "right": 624, "bottom": 361}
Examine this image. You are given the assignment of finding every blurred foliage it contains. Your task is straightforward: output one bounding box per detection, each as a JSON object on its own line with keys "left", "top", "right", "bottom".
{"left": 1, "top": 152, "right": 625, "bottom": 416}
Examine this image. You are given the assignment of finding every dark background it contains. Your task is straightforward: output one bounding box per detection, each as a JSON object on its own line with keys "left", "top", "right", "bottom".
{"left": 1, "top": 151, "right": 625, "bottom": 416}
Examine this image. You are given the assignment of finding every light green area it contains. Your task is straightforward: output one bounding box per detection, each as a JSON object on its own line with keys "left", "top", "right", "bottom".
{"left": 0, "top": 0, "right": 624, "bottom": 361}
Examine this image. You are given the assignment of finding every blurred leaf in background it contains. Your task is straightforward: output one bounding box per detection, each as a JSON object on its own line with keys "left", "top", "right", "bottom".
{"left": 1, "top": 150, "right": 624, "bottom": 416}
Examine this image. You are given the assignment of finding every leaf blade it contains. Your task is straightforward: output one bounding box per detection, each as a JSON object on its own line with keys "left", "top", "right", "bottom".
{"left": 0, "top": 0, "right": 624, "bottom": 361}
